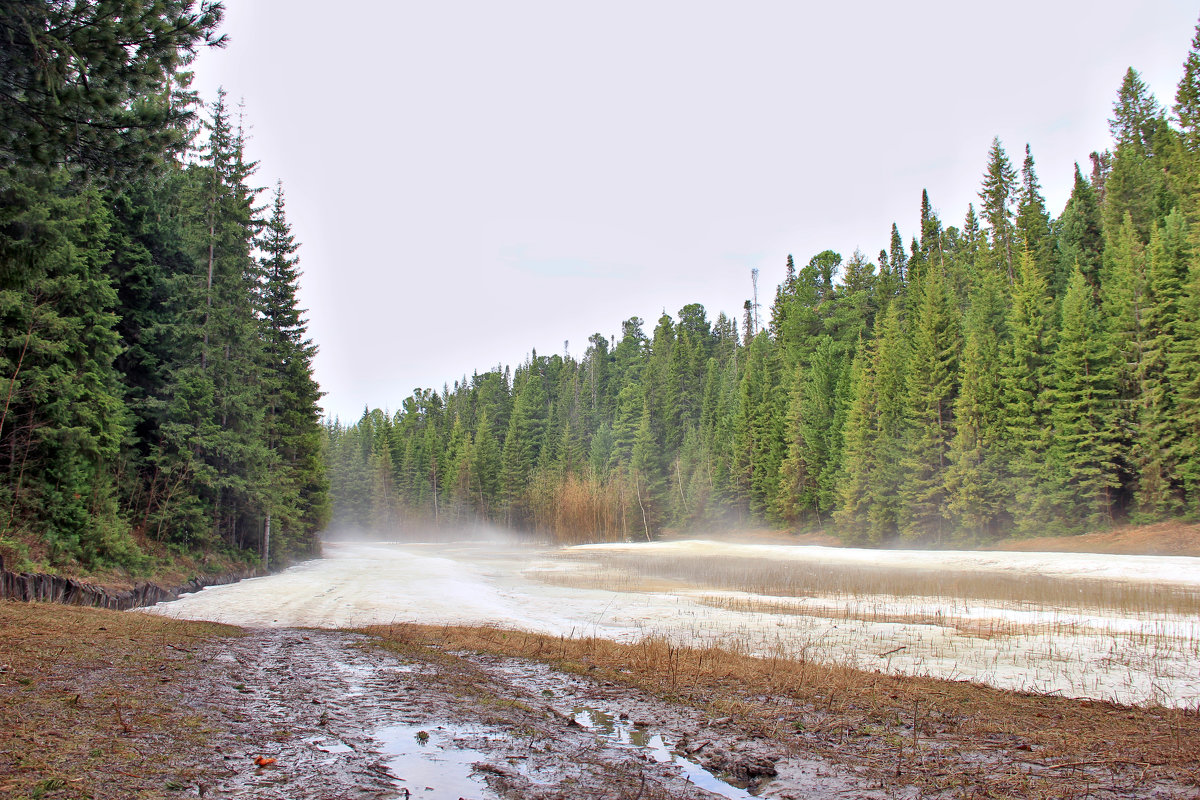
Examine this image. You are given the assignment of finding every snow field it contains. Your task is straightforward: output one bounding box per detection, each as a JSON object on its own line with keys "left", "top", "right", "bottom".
{"left": 144, "top": 539, "right": 1200, "bottom": 709}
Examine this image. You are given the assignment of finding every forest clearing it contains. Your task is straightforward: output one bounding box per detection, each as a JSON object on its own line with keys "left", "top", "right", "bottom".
{"left": 6, "top": 3, "right": 1200, "bottom": 799}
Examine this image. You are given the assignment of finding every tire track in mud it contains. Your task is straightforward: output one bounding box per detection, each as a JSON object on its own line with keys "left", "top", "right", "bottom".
{"left": 181, "top": 629, "right": 876, "bottom": 799}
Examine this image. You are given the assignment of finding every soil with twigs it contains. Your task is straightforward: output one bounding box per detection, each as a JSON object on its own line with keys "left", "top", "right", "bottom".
{"left": 369, "top": 623, "right": 1200, "bottom": 799}
{"left": 3, "top": 601, "right": 1199, "bottom": 799}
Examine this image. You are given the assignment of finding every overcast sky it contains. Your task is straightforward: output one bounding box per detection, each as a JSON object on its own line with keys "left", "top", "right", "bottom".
{"left": 191, "top": 1, "right": 1198, "bottom": 422}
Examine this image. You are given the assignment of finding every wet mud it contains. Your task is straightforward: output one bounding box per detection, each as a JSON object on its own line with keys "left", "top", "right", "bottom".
{"left": 177, "top": 628, "right": 882, "bottom": 799}
{"left": 166, "top": 626, "right": 1200, "bottom": 799}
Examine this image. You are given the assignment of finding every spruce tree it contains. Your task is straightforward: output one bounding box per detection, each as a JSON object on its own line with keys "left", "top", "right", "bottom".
{"left": 1056, "top": 164, "right": 1104, "bottom": 288}
{"left": 1100, "top": 213, "right": 1150, "bottom": 510}
{"left": 732, "top": 332, "right": 785, "bottom": 520}
{"left": 1134, "top": 212, "right": 1190, "bottom": 514}
{"left": 835, "top": 305, "right": 908, "bottom": 542}
{"left": 1176, "top": 19, "right": 1200, "bottom": 151}
{"left": 0, "top": 1, "right": 224, "bottom": 177}
{"left": 1016, "top": 145, "right": 1053, "bottom": 285}
{"left": 1103, "top": 69, "right": 1170, "bottom": 240}
{"left": 898, "top": 265, "right": 961, "bottom": 541}
{"left": 471, "top": 410, "right": 501, "bottom": 516}
{"left": 257, "top": 183, "right": 328, "bottom": 558}
{"left": 1174, "top": 21, "right": 1200, "bottom": 246}
{"left": 1169, "top": 248, "right": 1200, "bottom": 507}
{"left": 980, "top": 138, "right": 1019, "bottom": 281}
{"left": 889, "top": 223, "right": 908, "bottom": 287}
{"left": 944, "top": 273, "right": 1008, "bottom": 539}
{"left": 1111, "top": 68, "right": 1161, "bottom": 156}
{"left": 1001, "top": 250, "right": 1058, "bottom": 533}
{"left": 0, "top": 181, "right": 132, "bottom": 564}
{"left": 1048, "top": 267, "right": 1120, "bottom": 529}
{"left": 778, "top": 337, "right": 846, "bottom": 523}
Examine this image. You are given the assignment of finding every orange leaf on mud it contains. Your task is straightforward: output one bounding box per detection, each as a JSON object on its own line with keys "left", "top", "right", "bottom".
{"left": 253, "top": 756, "right": 276, "bottom": 767}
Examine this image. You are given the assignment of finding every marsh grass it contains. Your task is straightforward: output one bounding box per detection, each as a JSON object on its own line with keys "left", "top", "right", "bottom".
{"left": 533, "top": 551, "right": 1200, "bottom": 617}
{"left": 526, "top": 547, "right": 1200, "bottom": 709}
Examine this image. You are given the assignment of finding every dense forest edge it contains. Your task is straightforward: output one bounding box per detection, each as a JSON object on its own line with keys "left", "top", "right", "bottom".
{"left": 0, "top": 2, "right": 329, "bottom": 578}
{"left": 327, "top": 17, "right": 1200, "bottom": 547}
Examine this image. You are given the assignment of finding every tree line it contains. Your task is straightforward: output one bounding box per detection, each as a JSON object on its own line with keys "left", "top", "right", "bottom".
{"left": 0, "top": 1, "right": 327, "bottom": 571}
{"left": 326, "top": 20, "right": 1200, "bottom": 545}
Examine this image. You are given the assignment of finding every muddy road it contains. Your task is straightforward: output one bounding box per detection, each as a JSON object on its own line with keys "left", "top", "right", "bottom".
{"left": 185, "top": 625, "right": 1200, "bottom": 800}
{"left": 6, "top": 600, "right": 1198, "bottom": 800}
{"left": 191, "top": 628, "right": 867, "bottom": 799}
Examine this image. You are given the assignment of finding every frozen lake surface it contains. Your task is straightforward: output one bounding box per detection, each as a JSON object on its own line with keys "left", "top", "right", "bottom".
{"left": 145, "top": 539, "right": 1200, "bottom": 709}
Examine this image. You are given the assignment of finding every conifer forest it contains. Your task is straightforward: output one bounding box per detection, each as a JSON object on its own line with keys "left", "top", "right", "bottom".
{"left": 8, "top": 4, "right": 1200, "bottom": 573}
{"left": 326, "top": 23, "right": 1200, "bottom": 546}
{"left": 0, "top": 2, "right": 328, "bottom": 571}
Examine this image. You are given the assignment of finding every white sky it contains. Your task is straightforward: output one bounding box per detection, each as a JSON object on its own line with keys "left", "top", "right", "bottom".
{"left": 190, "top": 1, "right": 1199, "bottom": 422}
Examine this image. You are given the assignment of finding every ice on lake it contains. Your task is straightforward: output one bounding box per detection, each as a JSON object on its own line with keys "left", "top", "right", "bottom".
{"left": 144, "top": 539, "right": 1200, "bottom": 709}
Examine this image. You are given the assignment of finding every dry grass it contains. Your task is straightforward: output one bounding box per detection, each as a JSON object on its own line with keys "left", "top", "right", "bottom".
{"left": 367, "top": 622, "right": 1200, "bottom": 798}
{"left": 991, "top": 520, "right": 1200, "bottom": 558}
{"left": 691, "top": 593, "right": 1107, "bottom": 639}
{"left": 535, "top": 550, "right": 1200, "bottom": 617}
{"left": 0, "top": 601, "right": 241, "bottom": 800}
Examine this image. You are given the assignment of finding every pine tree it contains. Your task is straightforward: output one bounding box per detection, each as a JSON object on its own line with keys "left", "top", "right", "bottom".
{"left": 1134, "top": 212, "right": 1190, "bottom": 514}
{"left": 1056, "top": 164, "right": 1105, "bottom": 288}
{"left": 1100, "top": 213, "right": 1150, "bottom": 511}
{"left": 257, "top": 183, "right": 327, "bottom": 559}
{"left": 898, "top": 265, "right": 961, "bottom": 541}
{"left": 1016, "top": 145, "right": 1052, "bottom": 285}
{"left": 944, "top": 273, "right": 1008, "bottom": 539}
{"left": 1002, "top": 250, "right": 1058, "bottom": 533}
{"left": 1048, "top": 267, "right": 1120, "bottom": 529}
{"left": 835, "top": 305, "right": 908, "bottom": 542}
{"left": 0, "top": 1, "right": 224, "bottom": 177}
{"left": 732, "top": 332, "right": 785, "bottom": 520}
{"left": 980, "top": 137, "right": 1019, "bottom": 281}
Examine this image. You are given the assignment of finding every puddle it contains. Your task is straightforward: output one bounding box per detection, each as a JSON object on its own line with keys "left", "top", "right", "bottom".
{"left": 374, "top": 722, "right": 500, "bottom": 798}
{"left": 570, "top": 706, "right": 761, "bottom": 799}
{"left": 306, "top": 736, "right": 354, "bottom": 754}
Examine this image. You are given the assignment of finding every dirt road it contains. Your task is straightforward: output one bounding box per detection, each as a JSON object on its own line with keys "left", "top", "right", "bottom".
{"left": 191, "top": 628, "right": 868, "bottom": 799}
{"left": 5, "top": 600, "right": 1199, "bottom": 799}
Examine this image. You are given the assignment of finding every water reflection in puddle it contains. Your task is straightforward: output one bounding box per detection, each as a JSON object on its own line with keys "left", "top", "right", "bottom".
{"left": 374, "top": 722, "right": 498, "bottom": 799}
{"left": 570, "top": 707, "right": 761, "bottom": 799}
